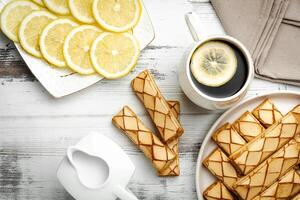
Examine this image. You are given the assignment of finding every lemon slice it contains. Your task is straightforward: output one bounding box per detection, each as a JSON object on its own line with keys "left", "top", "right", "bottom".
{"left": 92, "top": 0, "right": 141, "bottom": 32}
{"left": 63, "top": 25, "right": 102, "bottom": 75}
{"left": 19, "top": 10, "right": 56, "bottom": 58}
{"left": 40, "top": 19, "right": 78, "bottom": 67}
{"left": 42, "top": 0, "right": 70, "bottom": 15}
{"left": 0, "top": 0, "right": 40, "bottom": 42}
{"left": 90, "top": 32, "right": 140, "bottom": 79}
{"left": 31, "top": 0, "right": 44, "bottom": 6}
{"left": 191, "top": 41, "right": 237, "bottom": 87}
{"left": 68, "top": 0, "right": 95, "bottom": 24}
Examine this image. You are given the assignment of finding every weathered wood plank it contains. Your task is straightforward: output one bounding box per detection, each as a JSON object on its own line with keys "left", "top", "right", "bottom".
{"left": 0, "top": 78, "right": 288, "bottom": 118}
{"left": 0, "top": 113, "right": 216, "bottom": 200}
{"left": 0, "top": 42, "right": 33, "bottom": 79}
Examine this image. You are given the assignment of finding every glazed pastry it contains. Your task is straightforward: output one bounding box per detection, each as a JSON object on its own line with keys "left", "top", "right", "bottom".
{"left": 233, "top": 139, "right": 300, "bottom": 200}
{"left": 112, "top": 106, "right": 176, "bottom": 172}
{"left": 233, "top": 111, "right": 265, "bottom": 142}
{"left": 203, "top": 148, "right": 240, "bottom": 190}
{"left": 203, "top": 181, "right": 235, "bottom": 200}
{"left": 252, "top": 99, "right": 283, "bottom": 128}
{"left": 159, "top": 100, "right": 180, "bottom": 176}
{"left": 212, "top": 123, "right": 247, "bottom": 156}
{"left": 230, "top": 111, "right": 300, "bottom": 174}
{"left": 252, "top": 169, "right": 300, "bottom": 200}
{"left": 131, "top": 70, "right": 184, "bottom": 142}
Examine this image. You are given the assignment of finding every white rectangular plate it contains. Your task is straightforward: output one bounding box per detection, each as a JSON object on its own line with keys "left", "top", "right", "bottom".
{"left": 0, "top": 0, "right": 155, "bottom": 98}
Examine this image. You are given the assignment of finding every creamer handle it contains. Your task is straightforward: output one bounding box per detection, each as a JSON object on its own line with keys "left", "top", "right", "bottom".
{"left": 113, "top": 185, "right": 138, "bottom": 200}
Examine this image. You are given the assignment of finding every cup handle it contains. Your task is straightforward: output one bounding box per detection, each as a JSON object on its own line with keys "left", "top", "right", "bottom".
{"left": 113, "top": 185, "right": 138, "bottom": 200}
{"left": 185, "top": 12, "right": 226, "bottom": 41}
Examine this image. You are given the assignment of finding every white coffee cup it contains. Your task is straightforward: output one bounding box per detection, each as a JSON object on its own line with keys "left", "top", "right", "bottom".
{"left": 178, "top": 12, "right": 254, "bottom": 110}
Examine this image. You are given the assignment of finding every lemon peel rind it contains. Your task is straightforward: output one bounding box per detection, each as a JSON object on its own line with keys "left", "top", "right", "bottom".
{"left": 42, "top": 0, "right": 70, "bottom": 15}
{"left": 31, "top": 0, "right": 44, "bottom": 7}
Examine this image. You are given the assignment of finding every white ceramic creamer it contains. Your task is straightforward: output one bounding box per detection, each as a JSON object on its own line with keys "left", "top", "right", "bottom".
{"left": 57, "top": 132, "right": 138, "bottom": 200}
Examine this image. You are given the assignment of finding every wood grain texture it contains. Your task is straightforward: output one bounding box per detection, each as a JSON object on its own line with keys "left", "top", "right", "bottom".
{"left": 0, "top": 0, "right": 300, "bottom": 199}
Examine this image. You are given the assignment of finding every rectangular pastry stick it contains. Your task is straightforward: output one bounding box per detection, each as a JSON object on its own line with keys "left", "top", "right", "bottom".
{"left": 159, "top": 100, "right": 180, "bottom": 176}
{"left": 233, "top": 139, "right": 300, "bottom": 200}
{"left": 112, "top": 106, "right": 176, "bottom": 172}
{"left": 233, "top": 111, "right": 265, "bottom": 142}
{"left": 292, "top": 193, "right": 300, "bottom": 200}
{"left": 293, "top": 105, "right": 300, "bottom": 113}
{"left": 131, "top": 70, "right": 184, "bottom": 142}
{"left": 293, "top": 105, "right": 300, "bottom": 121}
{"left": 252, "top": 169, "right": 300, "bottom": 200}
{"left": 252, "top": 99, "right": 283, "bottom": 128}
{"left": 158, "top": 139, "right": 179, "bottom": 176}
{"left": 167, "top": 101, "right": 180, "bottom": 119}
{"left": 203, "top": 148, "right": 240, "bottom": 190}
{"left": 203, "top": 181, "right": 235, "bottom": 200}
{"left": 230, "top": 111, "right": 300, "bottom": 174}
{"left": 212, "top": 123, "right": 247, "bottom": 156}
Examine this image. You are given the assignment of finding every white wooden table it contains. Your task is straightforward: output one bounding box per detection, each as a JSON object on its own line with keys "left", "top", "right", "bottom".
{"left": 1, "top": 0, "right": 300, "bottom": 199}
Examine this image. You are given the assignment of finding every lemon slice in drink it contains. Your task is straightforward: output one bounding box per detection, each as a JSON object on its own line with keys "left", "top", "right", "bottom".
{"left": 40, "top": 19, "right": 78, "bottom": 67}
{"left": 92, "top": 0, "right": 141, "bottom": 32}
{"left": 68, "top": 0, "right": 95, "bottom": 24}
{"left": 19, "top": 10, "right": 56, "bottom": 58}
{"left": 31, "top": 0, "right": 44, "bottom": 6}
{"left": 0, "top": 0, "right": 40, "bottom": 42}
{"left": 43, "top": 0, "right": 70, "bottom": 15}
{"left": 191, "top": 41, "right": 237, "bottom": 87}
{"left": 90, "top": 32, "right": 140, "bottom": 79}
{"left": 63, "top": 25, "right": 102, "bottom": 75}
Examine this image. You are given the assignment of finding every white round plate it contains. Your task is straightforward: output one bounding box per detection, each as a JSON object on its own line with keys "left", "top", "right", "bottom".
{"left": 195, "top": 91, "right": 300, "bottom": 200}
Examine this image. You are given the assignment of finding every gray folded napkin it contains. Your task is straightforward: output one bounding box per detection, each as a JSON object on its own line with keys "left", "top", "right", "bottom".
{"left": 210, "top": 0, "right": 300, "bottom": 86}
{"left": 257, "top": 23, "right": 300, "bottom": 84}
{"left": 284, "top": 0, "right": 300, "bottom": 22}
{"left": 283, "top": 19, "right": 300, "bottom": 27}
{"left": 282, "top": 0, "right": 300, "bottom": 27}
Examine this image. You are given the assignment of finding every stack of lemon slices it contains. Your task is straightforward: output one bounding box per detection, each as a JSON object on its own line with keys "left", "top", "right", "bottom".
{"left": 0, "top": 0, "right": 142, "bottom": 79}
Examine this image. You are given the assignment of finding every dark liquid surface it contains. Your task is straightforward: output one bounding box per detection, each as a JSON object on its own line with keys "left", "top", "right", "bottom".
{"left": 190, "top": 40, "right": 248, "bottom": 98}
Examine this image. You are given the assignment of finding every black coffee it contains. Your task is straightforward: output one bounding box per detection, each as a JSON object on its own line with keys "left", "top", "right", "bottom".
{"left": 190, "top": 40, "right": 248, "bottom": 98}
